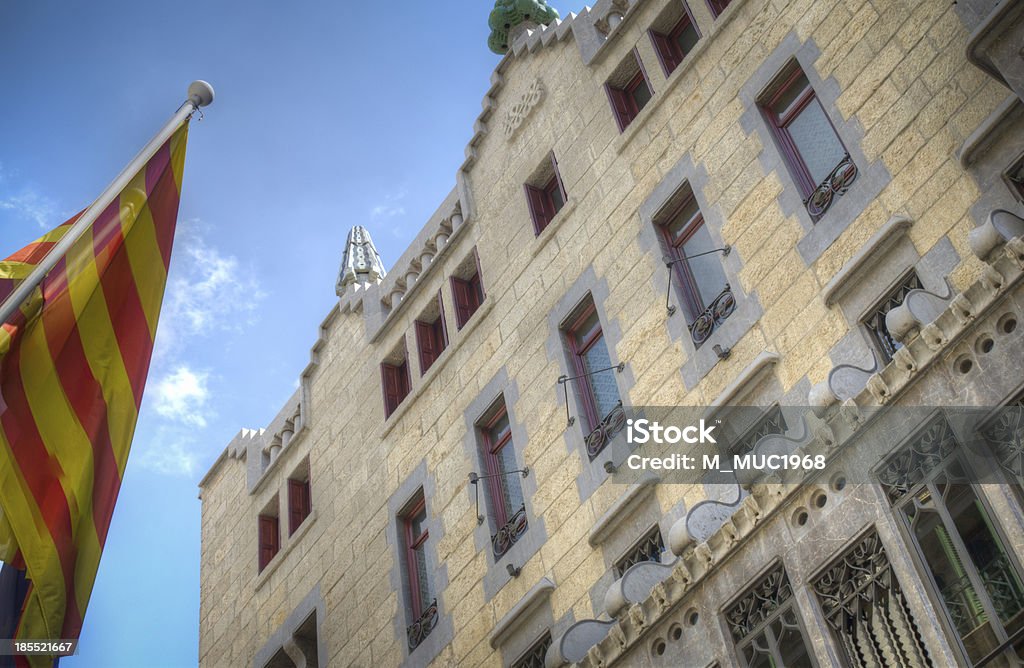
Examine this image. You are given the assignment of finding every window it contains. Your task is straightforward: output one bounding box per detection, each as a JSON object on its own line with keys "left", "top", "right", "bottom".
{"left": 878, "top": 416, "right": 1024, "bottom": 665}
{"left": 258, "top": 500, "right": 280, "bottom": 573}
{"left": 1005, "top": 152, "right": 1024, "bottom": 202}
{"left": 614, "top": 526, "right": 666, "bottom": 578}
{"left": 732, "top": 406, "right": 787, "bottom": 456}
{"left": 415, "top": 292, "right": 448, "bottom": 374}
{"left": 811, "top": 530, "right": 933, "bottom": 667}
{"left": 706, "top": 0, "right": 732, "bottom": 17}
{"left": 760, "top": 63, "right": 855, "bottom": 218}
{"left": 725, "top": 564, "right": 814, "bottom": 667}
{"left": 863, "top": 271, "right": 921, "bottom": 364}
{"left": 451, "top": 250, "right": 485, "bottom": 330}
{"left": 657, "top": 187, "right": 733, "bottom": 345}
{"left": 478, "top": 400, "right": 527, "bottom": 558}
{"left": 982, "top": 390, "right": 1024, "bottom": 492}
{"left": 605, "top": 50, "right": 653, "bottom": 132}
{"left": 524, "top": 153, "right": 568, "bottom": 234}
{"left": 511, "top": 631, "right": 552, "bottom": 668}
{"left": 287, "top": 473, "right": 311, "bottom": 536}
{"left": 649, "top": 3, "right": 701, "bottom": 77}
{"left": 381, "top": 345, "right": 412, "bottom": 418}
{"left": 400, "top": 491, "right": 438, "bottom": 651}
{"left": 564, "top": 298, "right": 622, "bottom": 458}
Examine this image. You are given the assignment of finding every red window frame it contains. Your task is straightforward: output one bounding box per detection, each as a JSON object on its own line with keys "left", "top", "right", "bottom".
{"left": 605, "top": 51, "right": 653, "bottom": 132}
{"left": 706, "top": 0, "right": 732, "bottom": 18}
{"left": 659, "top": 193, "right": 713, "bottom": 322}
{"left": 381, "top": 356, "right": 412, "bottom": 418}
{"left": 287, "top": 477, "right": 311, "bottom": 536}
{"left": 451, "top": 253, "right": 485, "bottom": 330}
{"left": 401, "top": 494, "right": 430, "bottom": 618}
{"left": 481, "top": 405, "right": 517, "bottom": 529}
{"left": 414, "top": 292, "right": 449, "bottom": 374}
{"left": 761, "top": 65, "right": 847, "bottom": 200}
{"left": 649, "top": 6, "right": 700, "bottom": 77}
{"left": 524, "top": 154, "right": 568, "bottom": 235}
{"left": 258, "top": 513, "right": 279, "bottom": 572}
{"left": 565, "top": 302, "right": 611, "bottom": 431}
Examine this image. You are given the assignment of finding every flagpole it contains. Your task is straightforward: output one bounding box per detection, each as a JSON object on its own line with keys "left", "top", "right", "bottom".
{"left": 0, "top": 80, "right": 215, "bottom": 327}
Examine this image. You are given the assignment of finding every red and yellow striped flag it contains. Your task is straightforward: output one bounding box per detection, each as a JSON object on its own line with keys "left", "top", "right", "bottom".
{"left": 0, "top": 121, "right": 189, "bottom": 660}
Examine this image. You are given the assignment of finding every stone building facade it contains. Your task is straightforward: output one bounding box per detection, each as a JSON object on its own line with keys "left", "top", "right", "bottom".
{"left": 198, "top": 0, "right": 1024, "bottom": 666}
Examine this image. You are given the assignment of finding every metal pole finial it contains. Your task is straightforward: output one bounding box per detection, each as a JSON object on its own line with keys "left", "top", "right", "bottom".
{"left": 187, "top": 80, "right": 215, "bottom": 108}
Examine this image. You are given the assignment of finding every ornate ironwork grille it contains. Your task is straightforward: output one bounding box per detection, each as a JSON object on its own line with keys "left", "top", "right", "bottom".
{"left": 585, "top": 401, "right": 626, "bottom": 460}
{"left": 863, "top": 272, "right": 922, "bottom": 364}
{"left": 725, "top": 564, "right": 814, "bottom": 667}
{"left": 511, "top": 631, "right": 552, "bottom": 668}
{"left": 812, "top": 530, "right": 933, "bottom": 667}
{"left": 492, "top": 503, "right": 528, "bottom": 558}
{"left": 1007, "top": 153, "right": 1024, "bottom": 202}
{"left": 879, "top": 416, "right": 1024, "bottom": 665}
{"left": 732, "top": 406, "right": 788, "bottom": 456}
{"left": 688, "top": 284, "right": 736, "bottom": 345}
{"left": 805, "top": 153, "right": 859, "bottom": 218}
{"left": 982, "top": 391, "right": 1024, "bottom": 489}
{"left": 614, "top": 526, "right": 666, "bottom": 578}
{"left": 406, "top": 599, "right": 439, "bottom": 651}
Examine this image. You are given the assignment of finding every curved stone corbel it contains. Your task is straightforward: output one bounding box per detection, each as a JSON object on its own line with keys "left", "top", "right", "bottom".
{"left": 826, "top": 353, "right": 879, "bottom": 404}
{"left": 866, "top": 374, "right": 891, "bottom": 403}
{"left": 1007, "top": 237, "right": 1024, "bottom": 269}
{"left": 627, "top": 604, "right": 646, "bottom": 632}
{"left": 808, "top": 380, "right": 839, "bottom": 416}
{"left": 886, "top": 284, "right": 953, "bottom": 344}
{"left": 545, "top": 619, "right": 617, "bottom": 668}
{"left": 981, "top": 264, "right": 1005, "bottom": 291}
{"left": 920, "top": 323, "right": 946, "bottom": 351}
{"left": 969, "top": 209, "right": 1024, "bottom": 261}
{"left": 604, "top": 560, "right": 676, "bottom": 617}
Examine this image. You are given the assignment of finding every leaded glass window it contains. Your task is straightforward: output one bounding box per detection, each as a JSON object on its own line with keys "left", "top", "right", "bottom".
{"left": 725, "top": 564, "right": 815, "bottom": 667}
{"left": 479, "top": 400, "right": 528, "bottom": 558}
{"left": 863, "top": 272, "right": 922, "bottom": 364}
{"left": 879, "top": 416, "right": 1024, "bottom": 665}
{"left": 812, "top": 530, "right": 933, "bottom": 667}
{"left": 982, "top": 391, "right": 1024, "bottom": 489}
{"left": 564, "top": 298, "right": 623, "bottom": 459}
{"left": 614, "top": 526, "right": 666, "bottom": 578}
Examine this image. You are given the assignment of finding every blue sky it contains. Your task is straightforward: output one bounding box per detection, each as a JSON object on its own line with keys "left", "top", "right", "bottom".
{"left": 0, "top": 1, "right": 553, "bottom": 665}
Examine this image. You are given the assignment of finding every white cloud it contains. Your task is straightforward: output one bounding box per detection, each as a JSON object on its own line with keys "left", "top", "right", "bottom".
{"left": 151, "top": 366, "right": 210, "bottom": 428}
{"left": 137, "top": 433, "right": 199, "bottom": 476}
{"left": 0, "top": 188, "right": 61, "bottom": 230}
{"left": 370, "top": 190, "right": 407, "bottom": 220}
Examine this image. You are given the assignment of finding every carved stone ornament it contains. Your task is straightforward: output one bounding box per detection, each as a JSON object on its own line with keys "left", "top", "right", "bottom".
{"left": 503, "top": 79, "right": 545, "bottom": 139}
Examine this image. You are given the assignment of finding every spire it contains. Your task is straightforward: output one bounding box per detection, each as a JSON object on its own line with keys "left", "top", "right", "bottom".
{"left": 336, "top": 226, "right": 386, "bottom": 296}
{"left": 488, "top": 0, "right": 560, "bottom": 54}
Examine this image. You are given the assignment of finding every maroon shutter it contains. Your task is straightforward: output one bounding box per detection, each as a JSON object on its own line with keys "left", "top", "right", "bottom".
{"left": 605, "top": 84, "right": 632, "bottom": 132}
{"left": 415, "top": 320, "right": 435, "bottom": 373}
{"left": 258, "top": 515, "right": 278, "bottom": 571}
{"left": 468, "top": 273, "right": 484, "bottom": 313}
{"left": 436, "top": 291, "right": 449, "bottom": 350}
{"left": 452, "top": 278, "right": 472, "bottom": 328}
{"left": 550, "top": 154, "right": 568, "bottom": 204}
{"left": 525, "top": 184, "right": 550, "bottom": 234}
{"left": 650, "top": 30, "right": 679, "bottom": 76}
{"left": 288, "top": 479, "right": 305, "bottom": 535}
{"left": 382, "top": 364, "right": 400, "bottom": 416}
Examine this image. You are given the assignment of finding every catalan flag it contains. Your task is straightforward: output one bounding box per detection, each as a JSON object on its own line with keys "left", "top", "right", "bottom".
{"left": 0, "top": 121, "right": 189, "bottom": 664}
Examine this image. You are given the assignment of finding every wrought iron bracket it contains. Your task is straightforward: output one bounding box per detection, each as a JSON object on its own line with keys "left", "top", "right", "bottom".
{"left": 665, "top": 245, "right": 731, "bottom": 316}
{"left": 468, "top": 468, "right": 529, "bottom": 525}
{"left": 557, "top": 362, "right": 625, "bottom": 428}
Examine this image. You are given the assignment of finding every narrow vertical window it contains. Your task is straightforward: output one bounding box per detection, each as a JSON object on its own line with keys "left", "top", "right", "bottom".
{"left": 1005, "top": 152, "right": 1024, "bottom": 203}
{"left": 657, "top": 187, "right": 733, "bottom": 345}
{"left": 525, "top": 153, "right": 568, "bottom": 234}
{"left": 381, "top": 345, "right": 412, "bottom": 418}
{"left": 878, "top": 417, "right": 1024, "bottom": 665}
{"left": 605, "top": 50, "right": 653, "bottom": 132}
{"left": 725, "top": 564, "right": 814, "bottom": 667}
{"left": 478, "top": 400, "right": 527, "bottom": 558}
{"left": 415, "top": 291, "right": 449, "bottom": 374}
{"left": 511, "top": 631, "right": 552, "bottom": 668}
{"left": 564, "top": 298, "right": 623, "bottom": 458}
{"left": 760, "top": 63, "right": 855, "bottom": 218}
{"left": 258, "top": 504, "right": 280, "bottom": 572}
{"left": 287, "top": 475, "right": 311, "bottom": 536}
{"left": 451, "top": 250, "right": 485, "bottom": 329}
{"left": 614, "top": 526, "right": 666, "bottom": 578}
{"left": 706, "top": 0, "right": 732, "bottom": 18}
{"left": 862, "top": 271, "right": 921, "bottom": 365}
{"left": 649, "top": 3, "right": 701, "bottom": 77}
{"left": 400, "top": 491, "right": 438, "bottom": 651}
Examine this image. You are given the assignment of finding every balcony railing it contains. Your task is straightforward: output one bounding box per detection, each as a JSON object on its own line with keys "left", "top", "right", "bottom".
{"left": 689, "top": 284, "right": 736, "bottom": 345}
{"left": 406, "top": 598, "right": 438, "bottom": 651}
{"left": 585, "top": 401, "right": 627, "bottom": 459}
{"left": 804, "top": 153, "right": 858, "bottom": 218}
{"left": 492, "top": 504, "right": 528, "bottom": 558}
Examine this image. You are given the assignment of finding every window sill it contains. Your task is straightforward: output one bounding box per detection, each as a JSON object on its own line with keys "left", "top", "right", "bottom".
{"left": 379, "top": 298, "right": 497, "bottom": 440}
{"left": 255, "top": 509, "right": 318, "bottom": 592}
{"left": 532, "top": 198, "right": 578, "bottom": 259}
